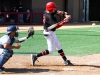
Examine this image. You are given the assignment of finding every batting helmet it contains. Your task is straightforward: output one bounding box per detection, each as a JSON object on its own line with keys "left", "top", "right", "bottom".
{"left": 46, "top": 2, "right": 57, "bottom": 12}
{"left": 6, "top": 25, "right": 19, "bottom": 34}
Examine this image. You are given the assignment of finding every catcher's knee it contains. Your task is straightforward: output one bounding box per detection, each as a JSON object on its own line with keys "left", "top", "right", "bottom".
{"left": 9, "top": 50, "right": 13, "bottom": 57}
{"left": 4, "top": 50, "right": 13, "bottom": 58}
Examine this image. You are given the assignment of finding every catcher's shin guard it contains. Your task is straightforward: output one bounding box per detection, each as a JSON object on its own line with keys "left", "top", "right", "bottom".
{"left": 0, "top": 50, "right": 13, "bottom": 67}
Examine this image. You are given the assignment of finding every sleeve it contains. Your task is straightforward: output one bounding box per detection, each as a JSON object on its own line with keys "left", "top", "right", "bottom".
{"left": 43, "top": 14, "right": 50, "bottom": 25}
{"left": 14, "top": 38, "right": 19, "bottom": 43}
{"left": 1, "top": 35, "right": 11, "bottom": 45}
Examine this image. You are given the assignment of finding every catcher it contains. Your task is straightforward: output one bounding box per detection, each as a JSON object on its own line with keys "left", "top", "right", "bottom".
{"left": 31, "top": 2, "right": 73, "bottom": 66}
{"left": 0, "top": 25, "right": 34, "bottom": 73}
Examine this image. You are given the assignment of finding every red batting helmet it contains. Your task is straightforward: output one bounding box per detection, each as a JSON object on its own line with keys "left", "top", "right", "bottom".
{"left": 46, "top": 2, "right": 57, "bottom": 12}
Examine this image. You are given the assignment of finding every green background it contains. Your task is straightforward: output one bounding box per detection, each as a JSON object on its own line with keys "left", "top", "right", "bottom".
{"left": 1, "top": 26, "right": 100, "bottom": 56}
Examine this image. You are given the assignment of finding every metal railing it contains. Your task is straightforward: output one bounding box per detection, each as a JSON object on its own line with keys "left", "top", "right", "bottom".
{"left": 0, "top": 12, "right": 43, "bottom": 25}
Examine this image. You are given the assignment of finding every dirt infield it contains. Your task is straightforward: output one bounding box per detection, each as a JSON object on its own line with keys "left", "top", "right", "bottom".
{"left": 1, "top": 24, "right": 100, "bottom": 75}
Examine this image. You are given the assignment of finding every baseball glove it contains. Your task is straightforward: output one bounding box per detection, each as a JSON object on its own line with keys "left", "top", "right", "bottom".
{"left": 26, "top": 26, "right": 34, "bottom": 39}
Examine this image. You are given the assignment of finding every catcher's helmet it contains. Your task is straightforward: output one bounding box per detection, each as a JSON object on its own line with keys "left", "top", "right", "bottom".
{"left": 6, "top": 25, "right": 19, "bottom": 34}
{"left": 46, "top": 2, "right": 57, "bottom": 12}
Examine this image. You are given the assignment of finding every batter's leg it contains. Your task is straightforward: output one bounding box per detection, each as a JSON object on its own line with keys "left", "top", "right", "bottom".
{"left": 37, "top": 31, "right": 55, "bottom": 57}
{"left": 52, "top": 32, "right": 73, "bottom": 65}
{"left": 31, "top": 31, "right": 55, "bottom": 66}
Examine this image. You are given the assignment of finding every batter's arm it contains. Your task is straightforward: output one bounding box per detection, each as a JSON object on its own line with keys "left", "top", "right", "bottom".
{"left": 48, "top": 15, "right": 70, "bottom": 30}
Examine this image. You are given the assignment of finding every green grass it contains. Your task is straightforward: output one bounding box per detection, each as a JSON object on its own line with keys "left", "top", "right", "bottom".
{"left": 1, "top": 26, "right": 100, "bottom": 56}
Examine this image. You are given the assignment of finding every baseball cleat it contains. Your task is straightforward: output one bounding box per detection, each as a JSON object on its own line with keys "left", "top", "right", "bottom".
{"left": 64, "top": 60, "right": 73, "bottom": 66}
{"left": 0, "top": 67, "right": 5, "bottom": 71}
{"left": 0, "top": 69, "right": 2, "bottom": 74}
{"left": 0, "top": 67, "right": 5, "bottom": 74}
{"left": 31, "top": 54, "right": 37, "bottom": 66}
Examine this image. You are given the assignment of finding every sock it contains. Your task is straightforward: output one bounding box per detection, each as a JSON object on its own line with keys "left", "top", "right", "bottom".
{"left": 37, "top": 50, "right": 49, "bottom": 57}
{"left": 58, "top": 49, "right": 67, "bottom": 61}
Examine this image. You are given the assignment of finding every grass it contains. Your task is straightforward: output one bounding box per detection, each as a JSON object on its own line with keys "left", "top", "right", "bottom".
{"left": 1, "top": 26, "right": 100, "bottom": 56}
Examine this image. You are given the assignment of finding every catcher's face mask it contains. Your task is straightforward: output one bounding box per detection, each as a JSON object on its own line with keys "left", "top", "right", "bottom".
{"left": 15, "top": 32, "right": 19, "bottom": 37}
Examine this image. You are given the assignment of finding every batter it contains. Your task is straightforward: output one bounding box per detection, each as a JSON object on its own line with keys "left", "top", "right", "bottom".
{"left": 31, "top": 2, "right": 73, "bottom": 66}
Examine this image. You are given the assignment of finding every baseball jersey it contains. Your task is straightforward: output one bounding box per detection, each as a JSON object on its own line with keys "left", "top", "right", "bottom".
{"left": 0, "top": 35, "right": 18, "bottom": 48}
{"left": 43, "top": 10, "right": 58, "bottom": 31}
{"left": 17, "top": 5, "right": 23, "bottom": 12}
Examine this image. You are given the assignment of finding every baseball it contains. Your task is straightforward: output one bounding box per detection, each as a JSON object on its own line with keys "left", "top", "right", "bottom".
{"left": 92, "top": 23, "right": 96, "bottom": 26}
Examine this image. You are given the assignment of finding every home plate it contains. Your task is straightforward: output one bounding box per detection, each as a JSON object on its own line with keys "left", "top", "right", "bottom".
{"left": 62, "top": 68, "right": 75, "bottom": 71}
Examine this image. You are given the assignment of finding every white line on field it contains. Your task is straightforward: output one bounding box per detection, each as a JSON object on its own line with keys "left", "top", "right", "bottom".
{"left": 88, "top": 30, "right": 100, "bottom": 32}
{"left": 86, "top": 60, "right": 100, "bottom": 65}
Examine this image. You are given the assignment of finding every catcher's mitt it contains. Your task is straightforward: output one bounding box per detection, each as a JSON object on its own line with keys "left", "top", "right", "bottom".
{"left": 27, "top": 26, "right": 34, "bottom": 39}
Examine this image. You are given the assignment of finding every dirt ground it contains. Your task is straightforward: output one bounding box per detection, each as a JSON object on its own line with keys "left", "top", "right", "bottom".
{"left": 0, "top": 24, "right": 100, "bottom": 75}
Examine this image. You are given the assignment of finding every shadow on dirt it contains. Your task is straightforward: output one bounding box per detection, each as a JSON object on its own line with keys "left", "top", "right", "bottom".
{"left": 35, "top": 64, "right": 100, "bottom": 68}
{"left": 73, "top": 64, "right": 100, "bottom": 68}
{"left": 4, "top": 68, "right": 61, "bottom": 74}
{"left": 5, "top": 68, "right": 49, "bottom": 73}
{"left": 4, "top": 64, "right": 100, "bottom": 74}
